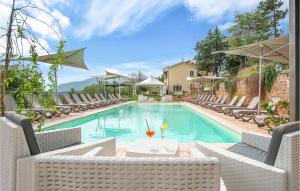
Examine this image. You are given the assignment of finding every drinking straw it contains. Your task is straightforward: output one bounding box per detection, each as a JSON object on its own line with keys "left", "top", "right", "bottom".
{"left": 145, "top": 119, "right": 151, "bottom": 131}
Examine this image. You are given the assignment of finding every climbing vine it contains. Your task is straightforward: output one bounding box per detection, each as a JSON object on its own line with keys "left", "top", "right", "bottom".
{"left": 12, "top": 44, "right": 47, "bottom": 131}
{"left": 46, "top": 40, "right": 65, "bottom": 111}
{"left": 263, "top": 64, "right": 277, "bottom": 92}
{"left": 0, "top": 2, "right": 65, "bottom": 131}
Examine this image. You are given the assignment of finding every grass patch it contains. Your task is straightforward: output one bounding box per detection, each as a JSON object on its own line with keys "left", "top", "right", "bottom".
{"left": 236, "top": 67, "right": 258, "bottom": 79}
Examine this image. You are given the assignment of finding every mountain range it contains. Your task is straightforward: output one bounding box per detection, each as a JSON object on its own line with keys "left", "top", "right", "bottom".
{"left": 58, "top": 78, "right": 98, "bottom": 92}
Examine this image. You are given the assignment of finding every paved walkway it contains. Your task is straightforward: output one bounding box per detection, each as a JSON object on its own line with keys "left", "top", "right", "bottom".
{"left": 183, "top": 102, "right": 269, "bottom": 135}
{"left": 36, "top": 101, "right": 134, "bottom": 129}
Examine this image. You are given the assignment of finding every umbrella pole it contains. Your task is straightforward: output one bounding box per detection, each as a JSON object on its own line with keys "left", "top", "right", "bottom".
{"left": 258, "top": 56, "right": 263, "bottom": 115}
{"left": 104, "top": 82, "right": 107, "bottom": 99}
{"left": 118, "top": 77, "right": 120, "bottom": 97}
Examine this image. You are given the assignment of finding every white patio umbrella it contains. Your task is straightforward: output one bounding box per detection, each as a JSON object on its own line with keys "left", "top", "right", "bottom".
{"left": 214, "top": 35, "right": 289, "bottom": 114}
{"left": 21, "top": 48, "right": 88, "bottom": 100}
{"left": 135, "top": 77, "right": 165, "bottom": 96}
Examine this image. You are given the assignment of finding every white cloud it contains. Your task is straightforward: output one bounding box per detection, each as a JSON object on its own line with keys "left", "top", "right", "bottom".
{"left": 183, "top": 0, "right": 261, "bottom": 22}
{"left": 0, "top": 0, "right": 71, "bottom": 55}
{"left": 218, "top": 22, "right": 235, "bottom": 31}
{"left": 51, "top": 9, "right": 71, "bottom": 29}
{"left": 76, "top": 0, "right": 180, "bottom": 38}
{"left": 75, "top": 0, "right": 289, "bottom": 39}
{"left": 106, "top": 57, "right": 188, "bottom": 77}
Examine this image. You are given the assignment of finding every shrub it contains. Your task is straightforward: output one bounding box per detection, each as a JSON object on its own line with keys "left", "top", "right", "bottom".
{"left": 263, "top": 64, "right": 277, "bottom": 92}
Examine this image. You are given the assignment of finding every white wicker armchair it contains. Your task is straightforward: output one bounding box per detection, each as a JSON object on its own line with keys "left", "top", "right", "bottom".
{"left": 0, "top": 113, "right": 222, "bottom": 191}
{"left": 196, "top": 129, "right": 299, "bottom": 191}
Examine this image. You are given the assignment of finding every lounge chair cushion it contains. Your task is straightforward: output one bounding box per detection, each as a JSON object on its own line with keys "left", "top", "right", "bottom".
{"left": 227, "top": 142, "right": 267, "bottom": 162}
{"left": 264, "top": 121, "right": 300, "bottom": 165}
{"left": 5, "top": 111, "right": 40, "bottom": 155}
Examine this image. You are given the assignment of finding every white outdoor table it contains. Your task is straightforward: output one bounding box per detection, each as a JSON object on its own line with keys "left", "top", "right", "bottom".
{"left": 126, "top": 138, "right": 179, "bottom": 157}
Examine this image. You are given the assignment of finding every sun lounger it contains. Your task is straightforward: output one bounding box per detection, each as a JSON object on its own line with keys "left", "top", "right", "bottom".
{"left": 108, "top": 94, "right": 121, "bottom": 103}
{"left": 72, "top": 94, "right": 95, "bottom": 109}
{"left": 24, "top": 95, "right": 56, "bottom": 118}
{"left": 111, "top": 94, "right": 121, "bottom": 102}
{"left": 199, "top": 95, "right": 218, "bottom": 106}
{"left": 204, "top": 95, "right": 228, "bottom": 109}
{"left": 212, "top": 95, "right": 238, "bottom": 112}
{"left": 231, "top": 96, "right": 260, "bottom": 121}
{"left": 85, "top": 94, "right": 106, "bottom": 107}
{"left": 79, "top": 93, "right": 100, "bottom": 108}
{"left": 104, "top": 93, "right": 118, "bottom": 104}
{"left": 52, "top": 95, "right": 80, "bottom": 112}
{"left": 115, "top": 94, "right": 127, "bottom": 102}
{"left": 49, "top": 95, "right": 73, "bottom": 115}
{"left": 221, "top": 96, "right": 247, "bottom": 115}
{"left": 196, "top": 95, "right": 214, "bottom": 104}
{"left": 94, "top": 93, "right": 110, "bottom": 106}
{"left": 4, "top": 94, "right": 43, "bottom": 121}
{"left": 190, "top": 94, "right": 204, "bottom": 103}
{"left": 99, "top": 93, "right": 115, "bottom": 104}
{"left": 189, "top": 94, "right": 201, "bottom": 102}
{"left": 62, "top": 94, "right": 88, "bottom": 111}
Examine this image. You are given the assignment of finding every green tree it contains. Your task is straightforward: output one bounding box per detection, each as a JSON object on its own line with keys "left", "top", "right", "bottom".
{"left": 195, "top": 27, "right": 229, "bottom": 76}
{"left": 257, "top": 0, "right": 287, "bottom": 37}
{"left": 128, "top": 71, "right": 147, "bottom": 83}
{"left": 157, "top": 74, "right": 164, "bottom": 82}
{"left": 0, "top": 1, "right": 65, "bottom": 124}
{"left": 228, "top": 11, "right": 270, "bottom": 47}
{"left": 83, "top": 84, "right": 102, "bottom": 94}
{"left": 224, "top": 55, "right": 247, "bottom": 75}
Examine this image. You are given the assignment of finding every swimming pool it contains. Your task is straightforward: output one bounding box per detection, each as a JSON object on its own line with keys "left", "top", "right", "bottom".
{"left": 46, "top": 103, "right": 240, "bottom": 143}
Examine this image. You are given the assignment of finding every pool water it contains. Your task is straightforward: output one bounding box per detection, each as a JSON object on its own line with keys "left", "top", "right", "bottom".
{"left": 46, "top": 103, "right": 240, "bottom": 143}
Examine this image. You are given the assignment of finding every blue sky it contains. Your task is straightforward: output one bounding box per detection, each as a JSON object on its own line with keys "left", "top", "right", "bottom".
{"left": 0, "top": 0, "right": 288, "bottom": 85}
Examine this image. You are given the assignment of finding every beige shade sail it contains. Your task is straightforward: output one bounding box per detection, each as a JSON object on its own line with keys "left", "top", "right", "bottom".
{"left": 187, "top": 76, "right": 226, "bottom": 82}
{"left": 93, "top": 69, "right": 131, "bottom": 80}
{"left": 214, "top": 35, "right": 289, "bottom": 114}
{"left": 187, "top": 76, "right": 226, "bottom": 95}
{"left": 215, "top": 35, "right": 289, "bottom": 63}
{"left": 19, "top": 48, "right": 87, "bottom": 100}
{"left": 93, "top": 69, "right": 131, "bottom": 97}
{"left": 21, "top": 48, "right": 88, "bottom": 69}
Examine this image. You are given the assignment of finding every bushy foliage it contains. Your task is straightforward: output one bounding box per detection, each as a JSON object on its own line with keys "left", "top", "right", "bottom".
{"left": 263, "top": 64, "right": 277, "bottom": 92}
{"left": 194, "top": 27, "right": 229, "bottom": 76}
{"left": 261, "top": 99, "right": 289, "bottom": 134}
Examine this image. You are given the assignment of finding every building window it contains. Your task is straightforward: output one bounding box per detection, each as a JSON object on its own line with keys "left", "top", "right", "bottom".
{"left": 173, "top": 85, "right": 182, "bottom": 92}
{"left": 190, "top": 84, "right": 194, "bottom": 91}
{"left": 190, "top": 71, "right": 194, "bottom": 77}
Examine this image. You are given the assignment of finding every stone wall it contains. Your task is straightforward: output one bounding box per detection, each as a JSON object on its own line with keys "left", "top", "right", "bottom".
{"left": 216, "top": 71, "right": 289, "bottom": 105}
{"left": 215, "top": 83, "right": 228, "bottom": 98}
{"left": 266, "top": 71, "right": 289, "bottom": 101}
